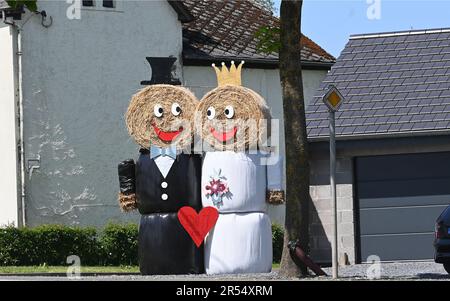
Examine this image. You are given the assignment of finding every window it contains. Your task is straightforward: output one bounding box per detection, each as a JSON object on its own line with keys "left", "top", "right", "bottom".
{"left": 82, "top": 0, "right": 94, "bottom": 7}
{"left": 81, "top": 0, "right": 121, "bottom": 11}
{"left": 103, "top": 0, "right": 114, "bottom": 8}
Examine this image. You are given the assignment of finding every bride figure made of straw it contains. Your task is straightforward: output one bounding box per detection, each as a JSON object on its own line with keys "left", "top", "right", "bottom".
{"left": 196, "top": 61, "right": 285, "bottom": 274}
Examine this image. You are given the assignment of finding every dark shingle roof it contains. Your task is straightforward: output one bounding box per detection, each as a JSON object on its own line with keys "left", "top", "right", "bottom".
{"left": 306, "top": 28, "right": 450, "bottom": 140}
{"left": 182, "top": 0, "right": 335, "bottom": 66}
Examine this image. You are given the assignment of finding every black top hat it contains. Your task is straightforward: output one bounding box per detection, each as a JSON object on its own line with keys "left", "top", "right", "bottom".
{"left": 141, "top": 57, "right": 181, "bottom": 86}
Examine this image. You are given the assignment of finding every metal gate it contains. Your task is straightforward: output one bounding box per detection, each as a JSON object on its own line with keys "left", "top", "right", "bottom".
{"left": 355, "top": 152, "right": 450, "bottom": 261}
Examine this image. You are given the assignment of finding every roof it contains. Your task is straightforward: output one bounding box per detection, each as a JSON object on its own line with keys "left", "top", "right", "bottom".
{"left": 306, "top": 27, "right": 450, "bottom": 140}
{"left": 181, "top": 0, "right": 335, "bottom": 69}
{"left": 167, "top": 0, "right": 195, "bottom": 23}
{"left": 0, "top": 0, "right": 333, "bottom": 68}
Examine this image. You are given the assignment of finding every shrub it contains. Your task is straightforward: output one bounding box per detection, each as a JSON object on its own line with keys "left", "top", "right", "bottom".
{"left": 99, "top": 223, "right": 138, "bottom": 266}
{"left": 0, "top": 222, "right": 283, "bottom": 266}
{"left": 272, "top": 223, "right": 284, "bottom": 264}
{"left": 0, "top": 225, "right": 99, "bottom": 266}
{"left": 0, "top": 227, "right": 30, "bottom": 265}
{"left": 32, "top": 225, "right": 99, "bottom": 266}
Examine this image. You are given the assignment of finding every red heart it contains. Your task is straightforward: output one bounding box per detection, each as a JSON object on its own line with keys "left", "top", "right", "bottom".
{"left": 177, "top": 206, "right": 219, "bottom": 248}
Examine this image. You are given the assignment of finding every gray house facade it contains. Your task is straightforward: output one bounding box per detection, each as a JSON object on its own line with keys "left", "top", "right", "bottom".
{"left": 306, "top": 28, "right": 450, "bottom": 264}
{"left": 0, "top": 0, "right": 334, "bottom": 228}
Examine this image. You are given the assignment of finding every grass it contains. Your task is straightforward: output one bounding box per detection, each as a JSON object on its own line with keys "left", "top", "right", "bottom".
{"left": 0, "top": 264, "right": 281, "bottom": 274}
{"left": 0, "top": 265, "right": 140, "bottom": 274}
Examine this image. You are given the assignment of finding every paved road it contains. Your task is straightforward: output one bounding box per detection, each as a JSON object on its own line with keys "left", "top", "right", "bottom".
{"left": 0, "top": 261, "right": 448, "bottom": 281}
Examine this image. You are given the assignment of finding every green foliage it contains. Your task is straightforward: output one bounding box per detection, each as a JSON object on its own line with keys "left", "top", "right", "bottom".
{"left": 272, "top": 223, "right": 284, "bottom": 263}
{"left": 100, "top": 223, "right": 138, "bottom": 266}
{"left": 0, "top": 265, "right": 140, "bottom": 274}
{"left": 0, "top": 225, "right": 99, "bottom": 266}
{"left": 0, "top": 224, "right": 138, "bottom": 266}
{"left": 0, "top": 223, "right": 282, "bottom": 266}
{"left": 0, "top": 227, "right": 26, "bottom": 265}
{"left": 6, "top": 0, "right": 38, "bottom": 12}
{"left": 255, "top": 25, "right": 281, "bottom": 55}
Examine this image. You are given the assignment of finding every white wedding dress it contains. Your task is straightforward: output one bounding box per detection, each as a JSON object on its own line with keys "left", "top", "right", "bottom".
{"left": 201, "top": 151, "right": 282, "bottom": 274}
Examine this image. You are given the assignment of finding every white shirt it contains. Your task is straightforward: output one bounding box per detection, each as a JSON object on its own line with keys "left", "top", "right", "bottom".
{"left": 153, "top": 155, "right": 175, "bottom": 178}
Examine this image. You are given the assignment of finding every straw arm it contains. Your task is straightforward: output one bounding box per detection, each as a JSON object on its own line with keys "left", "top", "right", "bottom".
{"left": 118, "top": 192, "right": 138, "bottom": 212}
{"left": 266, "top": 189, "right": 285, "bottom": 205}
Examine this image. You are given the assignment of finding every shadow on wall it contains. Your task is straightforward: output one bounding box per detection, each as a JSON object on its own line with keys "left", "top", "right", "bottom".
{"left": 309, "top": 194, "right": 331, "bottom": 265}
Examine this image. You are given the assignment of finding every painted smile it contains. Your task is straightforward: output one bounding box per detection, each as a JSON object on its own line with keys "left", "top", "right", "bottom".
{"left": 210, "top": 127, "right": 238, "bottom": 143}
{"left": 152, "top": 123, "right": 183, "bottom": 142}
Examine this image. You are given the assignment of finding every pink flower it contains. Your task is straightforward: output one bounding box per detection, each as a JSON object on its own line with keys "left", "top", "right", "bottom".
{"left": 205, "top": 179, "right": 228, "bottom": 195}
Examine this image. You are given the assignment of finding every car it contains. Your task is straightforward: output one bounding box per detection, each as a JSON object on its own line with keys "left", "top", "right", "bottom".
{"left": 434, "top": 205, "right": 450, "bottom": 274}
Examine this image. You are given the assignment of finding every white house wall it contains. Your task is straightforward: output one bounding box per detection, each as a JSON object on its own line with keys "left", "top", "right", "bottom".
{"left": 20, "top": 0, "right": 183, "bottom": 226}
{"left": 183, "top": 66, "right": 328, "bottom": 225}
{"left": 302, "top": 69, "right": 330, "bottom": 110}
{"left": 0, "top": 24, "right": 19, "bottom": 227}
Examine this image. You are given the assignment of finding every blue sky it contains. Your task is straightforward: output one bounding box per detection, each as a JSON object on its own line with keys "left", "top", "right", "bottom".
{"left": 273, "top": 0, "right": 450, "bottom": 58}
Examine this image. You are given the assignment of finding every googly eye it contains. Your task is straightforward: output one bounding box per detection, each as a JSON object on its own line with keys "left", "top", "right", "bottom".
{"left": 171, "top": 103, "right": 181, "bottom": 116}
{"left": 224, "top": 105, "right": 235, "bottom": 119}
{"left": 154, "top": 104, "right": 163, "bottom": 118}
{"left": 207, "top": 106, "right": 216, "bottom": 120}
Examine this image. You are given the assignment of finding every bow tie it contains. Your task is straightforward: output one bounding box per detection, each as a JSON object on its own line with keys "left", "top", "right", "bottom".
{"left": 150, "top": 145, "right": 177, "bottom": 160}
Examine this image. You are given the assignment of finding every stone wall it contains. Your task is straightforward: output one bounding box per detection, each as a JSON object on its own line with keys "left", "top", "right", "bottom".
{"left": 309, "top": 156, "right": 355, "bottom": 265}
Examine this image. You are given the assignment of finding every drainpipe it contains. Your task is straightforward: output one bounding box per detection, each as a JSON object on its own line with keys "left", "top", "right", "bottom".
{"left": 3, "top": 10, "right": 26, "bottom": 227}
{"left": 17, "top": 25, "right": 26, "bottom": 228}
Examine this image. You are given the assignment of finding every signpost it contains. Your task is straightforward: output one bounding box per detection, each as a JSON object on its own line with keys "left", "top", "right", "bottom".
{"left": 322, "top": 85, "right": 344, "bottom": 279}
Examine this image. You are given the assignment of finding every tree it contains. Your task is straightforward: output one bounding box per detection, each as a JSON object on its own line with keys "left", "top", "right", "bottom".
{"left": 278, "top": 0, "right": 310, "bottom": 278}
{"left": 6, "top": 0, "right": 38, "bottom": 12}
{"left": 255, "top": 0, "right": 311, "bottom": 279}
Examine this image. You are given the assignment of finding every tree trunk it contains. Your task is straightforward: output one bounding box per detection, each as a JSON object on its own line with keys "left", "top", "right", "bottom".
{"left": 278, "top": 0, "right": 310, "bottom": 278}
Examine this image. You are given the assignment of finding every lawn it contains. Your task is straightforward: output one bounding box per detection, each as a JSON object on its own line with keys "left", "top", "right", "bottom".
{"left": 0, "top": 264, "right": 280, "bottom": 274}
{"left": 0, "top": 265, "right": 140, "bottom": 274}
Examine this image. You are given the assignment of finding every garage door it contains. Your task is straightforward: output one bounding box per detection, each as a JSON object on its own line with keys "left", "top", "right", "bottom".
{"left": 356, "top": 152, "right": 450, "bottom": 262}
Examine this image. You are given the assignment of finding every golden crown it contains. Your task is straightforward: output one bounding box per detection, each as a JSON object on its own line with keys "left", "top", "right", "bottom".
{"left": 212, "top": 61, "right": 245, "bottom": 87}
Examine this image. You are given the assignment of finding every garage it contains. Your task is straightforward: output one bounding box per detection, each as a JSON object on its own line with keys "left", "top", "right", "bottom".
{"left": 355, "top": 152, "right": 450, "bottom": 262}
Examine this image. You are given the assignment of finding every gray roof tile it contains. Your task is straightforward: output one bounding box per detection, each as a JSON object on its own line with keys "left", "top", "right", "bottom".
{"left": 307, "top": 28, "right": 450, "bottom": 139}
{"left": 182, "top": 0, "right": 335, "bottom": 64}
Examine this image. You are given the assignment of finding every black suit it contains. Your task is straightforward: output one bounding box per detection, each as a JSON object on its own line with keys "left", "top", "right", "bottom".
{"left": 136, "top": 149, "right": 202, "bottom": 214}
{"left": 135, "top": 149, "right": 203, "bottom": 275}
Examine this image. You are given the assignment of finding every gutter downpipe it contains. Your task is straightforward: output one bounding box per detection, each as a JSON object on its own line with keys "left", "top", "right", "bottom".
{"left": 2, "top": 10, "right": 26, "bottom": 227}
{"left": 17, "top": 23, "right": 26, "bottom": 228}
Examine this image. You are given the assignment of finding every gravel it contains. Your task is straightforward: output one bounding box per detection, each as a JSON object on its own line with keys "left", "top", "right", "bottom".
{"left": 0, "top": 261, "right": 448, "bottom": 281}
{"left": 321, "top": 260, "right": 450, "bottom": 280}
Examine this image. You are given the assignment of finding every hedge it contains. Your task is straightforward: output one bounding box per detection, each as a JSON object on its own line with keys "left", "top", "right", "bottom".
{"left": 100, "top": 223, "right": 138, "bottom": 266}
{"left": 0, "top": 223, "right": 284, "bottom": 266}
{"left": 271, "top": 223, "right": 284, "bottom": 263}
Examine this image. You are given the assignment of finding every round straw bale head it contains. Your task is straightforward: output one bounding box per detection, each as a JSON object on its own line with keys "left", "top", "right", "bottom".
{"left": 196, "top": 85, "right": 271, "bottom": 151}
{"left": 126, "top": 84, "right": 198, "bottom": 149}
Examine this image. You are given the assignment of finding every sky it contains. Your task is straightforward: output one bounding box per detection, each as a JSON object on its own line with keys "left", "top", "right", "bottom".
{"left": 273, "top": 0, "right": 450, "bottom": 58}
